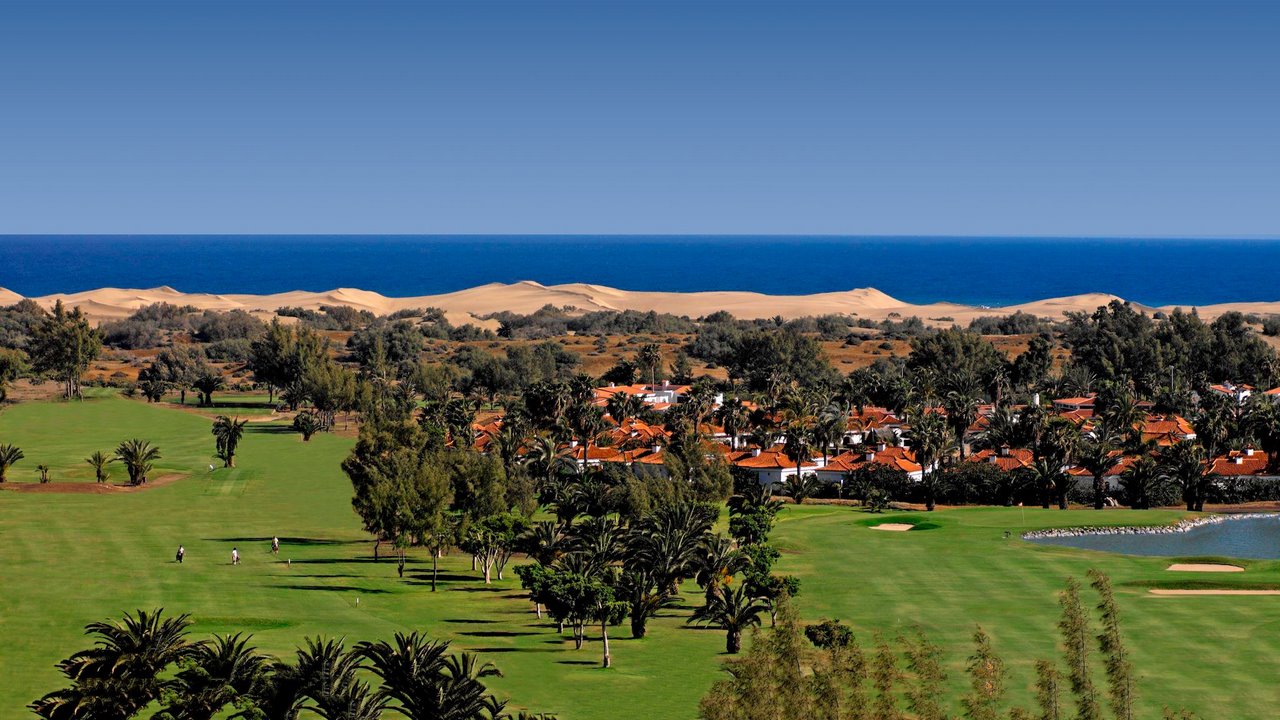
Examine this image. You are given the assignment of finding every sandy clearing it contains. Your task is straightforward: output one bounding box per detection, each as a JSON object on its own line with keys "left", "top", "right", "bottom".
{"left": 4, "top": 282, "right": 1276, "bottom": 326}
{"left": 871, "top": 523, "right": 915, "bottom": 532}
{"left": 1166, "top": 563, "right": 1244, "bottom": 572}
{"left": 0, "top": 473, "right": 187, "bottom": 494}
{"left": 1149, "top": 589, "right": 1280, "bottom": 596}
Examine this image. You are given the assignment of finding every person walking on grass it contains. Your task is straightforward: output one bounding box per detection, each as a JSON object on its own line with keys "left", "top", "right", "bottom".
{"left": 176, "top": 545, "right": 185, "bottom": 563}
{"left": 272, "top": 536, "right": 280, "bottom": 556}
{"left": 231, "top": 547, "right": 240, "bottom": 566}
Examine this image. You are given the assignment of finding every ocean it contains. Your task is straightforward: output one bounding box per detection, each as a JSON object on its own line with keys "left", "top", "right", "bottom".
{"left": 0, "top": 236, "right": 1277, "bottom": 308}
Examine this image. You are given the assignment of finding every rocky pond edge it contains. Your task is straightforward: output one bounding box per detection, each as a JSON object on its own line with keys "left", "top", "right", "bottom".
{"left": 1021, "top": 512, "right": 1280, "bottom": 540}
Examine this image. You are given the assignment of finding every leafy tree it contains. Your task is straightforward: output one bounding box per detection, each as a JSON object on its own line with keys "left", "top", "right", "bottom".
{"left": 28, "top": 300, "right": 101, "bottom": 399}
{"left": 115, "top": 439, "right": 161, "bottom": 485}
{"left": 0, "top": 347, "right": 28, "bottom": 402}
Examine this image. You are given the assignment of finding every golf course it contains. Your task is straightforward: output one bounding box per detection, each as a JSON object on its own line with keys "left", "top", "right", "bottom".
{"left": 3, "top": 393, "right": 1280, "bottom": 718}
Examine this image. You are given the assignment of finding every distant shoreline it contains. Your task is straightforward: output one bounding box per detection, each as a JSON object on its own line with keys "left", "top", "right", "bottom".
{"left": 4, "top": 281, "right": 1278, "bottom": 330}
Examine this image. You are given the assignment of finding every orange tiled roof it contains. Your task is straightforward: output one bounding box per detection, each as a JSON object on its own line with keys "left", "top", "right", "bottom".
{"left": 821, "top": 447, "right": 921, "bottom": 474}
{"left": 1208, "top": 449, "right": 1271, "bottom": 476}
{"left": 968, "top": 447, "right": 1035, "bottom": 472}
{"left": 732, "top": 448, "right": 818, "bottom": 470}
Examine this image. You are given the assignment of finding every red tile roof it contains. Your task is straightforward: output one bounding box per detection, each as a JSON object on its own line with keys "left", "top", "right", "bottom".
{"left": 968, "top": 447, "right": 1035, "bottom": 472}
{"left": 1208, "top": 449, "right": 1271, "bottom": 476}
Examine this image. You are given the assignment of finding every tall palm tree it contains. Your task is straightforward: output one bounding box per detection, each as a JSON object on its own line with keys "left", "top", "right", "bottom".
{"left": 942, "top": 388, "right": 981, "bottom": 458}
{"left": 212, "top": 416, "right": 248, "bottom": 468}
{"left": 637, "top": 344, "right": 663, "bottom": 388}
{"left": 617, "top": 566, "right": 679, "bottom": 639}
{"left": 689, "top": 584, "right": 769, "bottom": 654}
{"left": 30, "top": 609, "right": 197, "bottom": 720}
{"left": 782, "top": 419, "right": 815, "bottom": 494}
{"left": 0, "top": 443, "right": 24, "bottom": 483}
{"left": 716, "top": 400, "right": 749, "bottom": 451}
{"left": 1028, "top": 456, "right": 1071, "bottom": 510}
{"left": 1076, "top": 437, "right": 1116, "bottom": 510}
{"left": 115, "top": 439, "right": 161, "bottom": 485}
{"left": 85, "top": 450, "right": 113, "bottom": 484}
{"left": 907, "top": 409, "right": 952, "bottom": 511}
{"left": 160, "top": 632, "right": 269, "bottom": 720}
{"left": 813, "top": 404, "right": 847, "bottom": 463}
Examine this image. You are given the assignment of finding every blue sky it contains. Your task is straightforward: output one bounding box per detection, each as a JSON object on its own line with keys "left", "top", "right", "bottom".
{"left": 0, "top": 0, "right": 1276, "bottom": 236}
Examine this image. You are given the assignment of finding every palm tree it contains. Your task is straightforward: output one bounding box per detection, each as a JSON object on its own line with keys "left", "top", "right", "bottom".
{"left": 212, "top": 415, "right": 248, "bottom": 468}
{"left": 637, "top": 344, "right": 662, "bottom": 388}
{"left": 716, "top": 400, "right": 749, "bottom": 451}
{"left": 0, "top": 443, "right": 24, "bottom": 483}
{"left": 357, "top": 633, "right": 502, "bottom": 720}
{"left": 942, "top": 388, "right": 981, "bottom": 458}
{"left": 695, "top": 535, "right": 749, "bottom": 605}
{"left": 786, "top": 472, "right": 823, "bottom": 504}
{"left": 813, "top": 404, "right": 847, "bottom": 463}
{"left": 782, "top": 420, "right": 814, "bottom": 494}
{"left": 1028, "top": 456, "right": 1069, "bottom": 510}
{"left": 1076, "top": 437, "right": 1116, "bottom": 510}
{"left": 1162, "top": 441, "right": 1210, "bottom": 512}
{"left": 1119, "top": 455, "right": 1162, "bottom": 509}
{"left": 689, "top": 584, "right": 769, "bottom": 654}
{"left": 115, "top": 439, "right": 161, "bottom": 485}
{"left": 192, "top": 367, "right": 225, "bottom": 407}
{"left": 605, "top": 392, "right": 643, "bottom": 425}
{"left": 160, "top": 632, "right": 269, "bottom": 720}
{"left": 85, "top": 450, "right": 112, "bottom": 484}
{"left": 617, "top": 567, "right": 680, "bottom": 639}
{"left": 293, "top": 411, "right": 320, "bottom": 442}
{"left": 907, "top": 409, "right": 952, "bottom": 511}
{"left": 30, "top": 609, "right": 197, "bottom": 720}
{"left": 292, "top": 637, "right": 366, "bottom": 719}
{"left": 37, "top": 463, "right": 50, "bottom": 483}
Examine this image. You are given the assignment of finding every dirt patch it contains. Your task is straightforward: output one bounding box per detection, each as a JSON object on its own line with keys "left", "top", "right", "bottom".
{"left": 0, "top": 473, "right": 187, "bottom": 494}
{"left": 1166, "top": 563, "right": 1244, "bottom": 573}
{"left": 1149, "top": 589, "right": 1280, "bottom": 596}
{"left": 871, "top": 523, "right": 915, "bottom": 532}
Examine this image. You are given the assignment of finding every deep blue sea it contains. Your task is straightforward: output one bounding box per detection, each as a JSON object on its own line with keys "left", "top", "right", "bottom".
{"left": 1, "top": 236, "right": 1277, "bottom": 307}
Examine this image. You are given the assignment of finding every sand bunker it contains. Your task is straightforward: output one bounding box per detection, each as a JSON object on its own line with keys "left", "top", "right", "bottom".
{"left": 871, "top": 523, "right": 914, "bottom": 532}
{"left": 1149, "top": 589, "right": 1280, "bottom": 596}
{"left": 1166, "top": 563, "right": 1244, "bottom": 572}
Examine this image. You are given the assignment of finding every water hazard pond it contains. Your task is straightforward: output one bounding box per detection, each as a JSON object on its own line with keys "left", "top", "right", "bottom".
{"left": 1027, "top": 515, "right": 1280, "bottom": 560}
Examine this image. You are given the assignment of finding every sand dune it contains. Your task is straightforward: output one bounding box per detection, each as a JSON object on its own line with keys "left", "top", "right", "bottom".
{"left": 2, "top": 282, "right": 1276, "bottom": 328}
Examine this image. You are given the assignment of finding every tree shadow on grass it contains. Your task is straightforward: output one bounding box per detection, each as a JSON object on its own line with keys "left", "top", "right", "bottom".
{"left": 405, "top": 572, "right": 474, "bottom": 583}
{"left": 204, "top": 536, "right": 357, "bottom": 546}
{"left": 268, "top": 584, "right": 391, "bottom": 594}
{"left": 449, "top": 586, "right": 506, "bottom": 593}
{"left": 556, "top": 660, "right": 598, "bottom": 666}
{"left": 458, "top": 630, "right": 540, "bottom": 638}
{"left": 247, "top": 425, "right": 296, "bottom": 435}
{"left": 444, "top": 618, "right": 502, "bottom": 625}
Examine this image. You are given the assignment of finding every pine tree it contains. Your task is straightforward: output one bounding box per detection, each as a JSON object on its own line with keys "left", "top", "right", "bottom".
{"left": 871, "top": 634, "right": 904, "bottom": 720}
{"left": 1035, "top": 659, "right": 1063, "bottom": 720}
{"left": 963, "top": 626, "right": 1005, "bottom": 720}
{"left": 1058, "top": 577, "right": 1100, "bottom": 720}
{"left": 903, "top": 628, "right": 947, "bottom": 720}
{"left": 1088, "top": 570, "right": 1135, "bottom": 720}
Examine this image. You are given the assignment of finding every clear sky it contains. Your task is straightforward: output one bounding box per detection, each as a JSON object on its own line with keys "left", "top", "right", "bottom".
{"left": 0, "top": 0, "right": 1276, "bottom": 236}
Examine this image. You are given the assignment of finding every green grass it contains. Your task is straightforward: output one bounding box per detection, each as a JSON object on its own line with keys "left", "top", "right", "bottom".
{"left": 3, "top": 395, "right": 1280, "bottom": 717}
